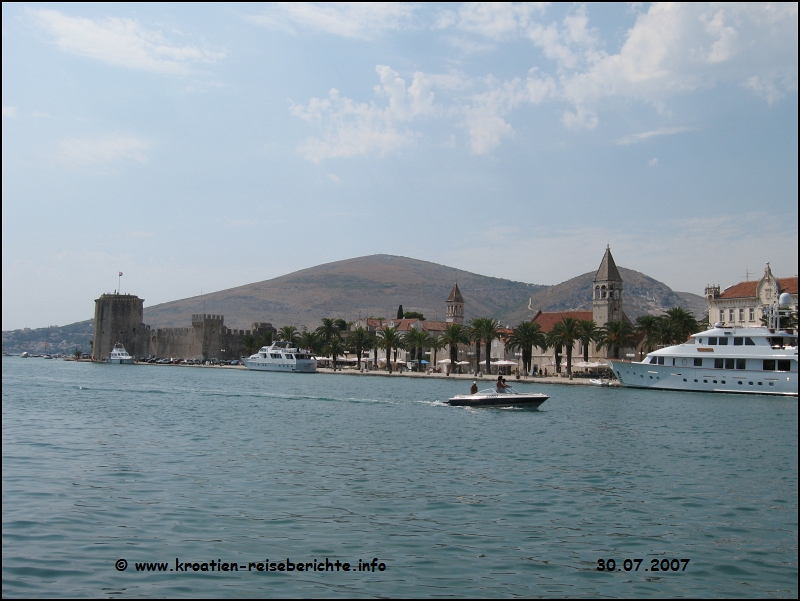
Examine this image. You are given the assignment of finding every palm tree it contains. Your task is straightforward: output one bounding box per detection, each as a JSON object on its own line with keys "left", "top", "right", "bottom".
{"left": 348, "top": 327, "right": 373, "bottom": 370}
{"left": 317, "top": 318, "right": 342, "bottom": 343}
{"left": 468, "top": 318, "right": 486, "bottom": 375}
{"left": 635, "top": 315, "right": 660, "bottom": 356}
{"left": 656, "top": 318, "right": 677, "bottom": 347}
{"left": 506, "top": 321, "right": 546, "bottom": 375}
{"left": 334, "top": 318, "right": 348, "bottom": 332}
{"left": 277, "top": 326, "right": 297, "bottom": 346}
{"left": 376, "top": 326, "right": 402, "bottom": 373}
{"left": 547, "top": 317, "right": 581, "bottom": 376}
{"left": 440, "top": 323, "right": 470, "bottom": 373}
{"left": 258, "top": 329, "right": 274, "bottom": 349}
{"left": 597, "top": 320, "right": 637, "bottom": 359}
{"left": 428, "top": 335, "right": 445, "bottom": 369}
{"left": 577, "top": 319, "right": 598, "bottom": 362}
{"left": 403, "top": 328, "right": 429, "bottom": 371}
{"left": 664, "top": 307, "right": 699, "bottom": 342}
{"left": 241, "top": 333, "right": 258, "bottom": 356}
{"left": 298, "top": 329, "right": 323, "bottom": 355}
{"left": 324, "top": 337, "right": 344, "bottom": 371}
{"left": 475, "top": 318, "right": 501, "bottom": 374}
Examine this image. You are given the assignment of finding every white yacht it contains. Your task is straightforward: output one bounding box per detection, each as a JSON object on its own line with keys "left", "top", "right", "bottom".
{"left": 106, "top": 343, "right": 134, "bottom": 364}
{"left": 610, "top": 309, "right": 797, "bottom": 396}
{"left": 243, "top": 341, "right": 317, "bottom": 373}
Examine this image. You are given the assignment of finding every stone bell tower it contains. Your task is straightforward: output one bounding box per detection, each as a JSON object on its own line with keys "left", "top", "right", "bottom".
{"left": 445, "top": 283, "right": 464, "bottom": 324}
{"left": 592, "top": 246, "right": 623, "bottom": 328}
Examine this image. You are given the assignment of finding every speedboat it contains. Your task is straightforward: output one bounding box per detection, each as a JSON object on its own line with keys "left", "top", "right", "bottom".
{"left": 106, "top": 343, "right": 134, "bottom": 364}
{"left": 448, "top": 388, "right": 548, "bottom": 408}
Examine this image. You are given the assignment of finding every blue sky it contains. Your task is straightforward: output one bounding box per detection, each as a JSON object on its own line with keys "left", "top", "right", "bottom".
{"left": 2, "top": 2, "right": 798, "bottom": 330}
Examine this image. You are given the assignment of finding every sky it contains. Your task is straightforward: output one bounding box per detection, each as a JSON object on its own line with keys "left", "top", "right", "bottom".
{"left": 2, "top": 2, "right": 798, "bottom": 330}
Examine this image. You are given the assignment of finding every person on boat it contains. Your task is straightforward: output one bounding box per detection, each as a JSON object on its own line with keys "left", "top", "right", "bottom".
{"left": 470, "top": 381, "right": 478, "bottom": 394}
{"left": 496, "top": 376, "right": 509, "bottom": 394}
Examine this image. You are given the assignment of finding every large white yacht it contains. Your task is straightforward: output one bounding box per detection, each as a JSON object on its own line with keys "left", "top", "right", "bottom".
{"left": 242, "top": 341, "right": 317, "bottom": 373}
{"left": 609, "top": 314, "right": 797, "bottom": 396}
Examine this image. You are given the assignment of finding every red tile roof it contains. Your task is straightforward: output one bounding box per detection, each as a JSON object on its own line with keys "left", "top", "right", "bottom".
{"left": 719, "top": 277, "right": 798, "bottom": 299}
{"left": 530, "top": 310, "right": 593, "bottom": 333}
{"left": 422, "top": 321, "right": 448, "bottom": 332}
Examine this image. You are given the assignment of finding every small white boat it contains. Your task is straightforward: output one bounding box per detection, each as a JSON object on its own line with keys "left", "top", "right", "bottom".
{"left": 589, "top": 378, "right": 611, "bottom": 386}
{"left": 106, "top": 343, "right": 134, "bottom": 364}
{"left": 21, "top": 352, "right": 29, "bottom": 358}
{"left": 448, "top": 388, "right": 548, "bottom": 408}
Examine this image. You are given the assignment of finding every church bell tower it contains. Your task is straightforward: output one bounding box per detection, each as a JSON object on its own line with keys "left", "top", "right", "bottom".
{"left": 592, "top": 246, "right": 623, "bottom": 328}
{"left": 446, "top": 283, "right": 464, "bottom": 324}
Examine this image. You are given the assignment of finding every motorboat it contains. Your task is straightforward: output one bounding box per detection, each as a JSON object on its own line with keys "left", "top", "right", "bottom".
{"left": 243, "top": 341, "right": 317, "bottom": 373}
{"left": 448, "top": 388, "right": 548, "bottom": 408}
{"left": 609, "top": 302, "right": 797, "bottom": 396}
{"left": 106, "top": 343, "right": 134, "bottom": 364}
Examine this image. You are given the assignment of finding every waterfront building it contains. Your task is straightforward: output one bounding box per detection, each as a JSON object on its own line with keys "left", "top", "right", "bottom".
{"left": 705, "top": 264, "right": 798, "bottom": 327}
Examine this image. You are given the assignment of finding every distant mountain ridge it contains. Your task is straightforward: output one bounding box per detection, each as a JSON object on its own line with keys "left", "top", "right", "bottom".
{"left": 2, "top": 254, "right": 707, "bottom": 352}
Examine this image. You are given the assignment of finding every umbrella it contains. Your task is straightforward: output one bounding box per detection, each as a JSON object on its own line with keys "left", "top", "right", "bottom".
{"left": 492, "top": 360, "right": 517, "bottom": 366}
{"left": 438, "top": 359, "right": 452, "bottom": 364}
{"left": 420, "top": 360, "right": 429, "bottom": 364}
{"left": 456, "top": 360, "right": 471, "bottom": 365}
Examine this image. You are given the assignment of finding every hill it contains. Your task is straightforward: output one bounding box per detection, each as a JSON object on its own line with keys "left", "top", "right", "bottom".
{"left": 3, "top": 255, "right": 708, "bottom": 351}
{"left": 143, "top": 255, "right": 546, "bottom": 330}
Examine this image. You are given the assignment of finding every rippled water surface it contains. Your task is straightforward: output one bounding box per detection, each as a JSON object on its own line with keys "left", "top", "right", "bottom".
{"left": 2, "top": 358, "right": 797, "bottom": 597}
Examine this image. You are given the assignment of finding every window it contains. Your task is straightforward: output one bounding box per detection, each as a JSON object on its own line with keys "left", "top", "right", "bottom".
{"left": 694, "top": 358, "right": 703, "bottom": 367}
{"left": 734, "top": 337, "right": 743, "bottom": 346}
{"left": 725, "top": 359, "right": 735, "bottom": 369}
{"left": 715, "top": 359, "right": 724, "bottom": 369}
{"left": 745, "top": 338, "right": 755, "bottom": 346}
{"left": 649, "top": 357, "right": 657, "bottom": 364}
{"left": 749, "top": 308, "right": 755, "bottom": 321}
{"left": 718, "top": 337, "right": 728, "bottom": 345}
{"left": 736, "top": 359, "right": 746, "bottom": 370}
{"left": 657, "top": 356, "right": 665, "bottom": 365}
{"left": 738, "top": 308, "right": 744, "bottom": 321}
{"left": 763, "top": 360, "right": 776, "bottom": 371}
{"left": 708, "top": 337, "right": 717, "bottom": 345}
{"left": 777, "top": 360, "right": 791, "bottom": 372}
{"left": 729, "top": 309, "right": 735, "bottom": 321}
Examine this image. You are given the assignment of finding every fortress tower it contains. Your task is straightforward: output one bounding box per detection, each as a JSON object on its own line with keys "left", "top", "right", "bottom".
{"left": 92, "top": 293, "right": 146, "bottom": 360}
{"left": 592, "top": 246, "right": 623, "bottom": 328}
{"left": 445, "top": 283, "right": 464, "bottom": 324}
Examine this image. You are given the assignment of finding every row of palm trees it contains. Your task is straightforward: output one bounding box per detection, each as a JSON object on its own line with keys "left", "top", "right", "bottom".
{"left": 241, "top": 307, "right": 703, "bottom": 376}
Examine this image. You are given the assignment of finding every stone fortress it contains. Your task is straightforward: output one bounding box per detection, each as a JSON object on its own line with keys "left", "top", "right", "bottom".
{"left": 92, "top": 293, "right": 275, "bottom": 362}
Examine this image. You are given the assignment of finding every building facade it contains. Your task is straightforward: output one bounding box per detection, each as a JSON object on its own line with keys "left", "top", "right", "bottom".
{"left": 92, "top": 293, "right": 275, "bottom": 361}
{"left": 705, "top": 264, "right": 798, "bottom": 327}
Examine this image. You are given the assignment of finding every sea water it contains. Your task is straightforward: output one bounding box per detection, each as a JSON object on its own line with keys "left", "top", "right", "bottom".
{"left": 2, "top": 358, "right": 797, "bottom": 598}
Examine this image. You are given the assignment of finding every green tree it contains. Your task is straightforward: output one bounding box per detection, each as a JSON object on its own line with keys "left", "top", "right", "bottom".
{"left": 403, "top": 328, "right": 431, "bottom": 371}
{"left": 403, "top": 311, "right": 425, "bottom": 320}
{"left": 241, "top": 334, "right": 258, "bottom": 356}
{"left": 334, "top": 318, "right": 348, "bottom": 332}
{"left": 635, "top": 315, "right": 661, "bottom": 356}
{"left": 277, "top": 326, "right": 296, "bottom": 346}
{"left": 397, "top": 305, "right": 404, "bottom": 319}
{"left": 73, "top": 347, "right": 82, "bottom": 359}
{"left": 577, "top": 319, "right": 599, "bottom": 362}
{"left": 506, "top": 321, "right": 546, "bottom": 375}
{"left": 298, "top": 329, "right": 323, "bottom": 355}
{"left": 376, "top": 326, "right": 402, "bottom": 373}
{"left": 324, "top": 337, "right": 345, "bottom": 371}
{"left": 440, "top": 323, "right": 470, "bottom": 372}
{"left": 656, "top": 318, "right": 677, "bottom": 347}
{"left": 664, "top": 307, "right": 699, "bottom": 342}
{"left": 347, "top": 327, "right": 374, "bottom": 370}
{"left": 427, "top": 335, "right": 445, "bottom": 369}
{"left": 468, "top": 318, "right": 486, "bottom": 375}
{"left": 474, "top": 318, "right": 501, "bottom": 375}
{"left": 597, "top": 320, "right": 637, "bottom": 359}
{"left": 317, "top": 318, "right": 343, "bottom": 343}
{"left": 547, "top": 317, "right": 581, "bottom": 376}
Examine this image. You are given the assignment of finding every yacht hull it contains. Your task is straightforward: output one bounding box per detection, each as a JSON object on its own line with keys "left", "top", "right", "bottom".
{"left": 610, "top": 361, "right": 797, "bottom": 396}
{"left": 243, "top": 359, "right": 316, "bottom": 373}
{"left": 448, "top": 393, "right": 548, "bottom": 408}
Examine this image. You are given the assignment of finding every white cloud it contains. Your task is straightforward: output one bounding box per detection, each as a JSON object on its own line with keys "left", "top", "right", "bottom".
{"left": 2, "top": 106, "right": 18, "bottom": 118}
{"left": 648, "top": 157, "right": 658, "bottom": 167}
{"left": 616, "top": 126, "right": 695, "bottom": 145}
{"left": 290, "top": 65, "right": 439, "bottom": 162}
{"left": 251, "top": 3, "right": 416, "bottom": 40}
{"left": 58, "top": 134, "right": 148, "bottom": 168}
{"left": 31, "top": 9, "right": 224, "bottom": 75}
